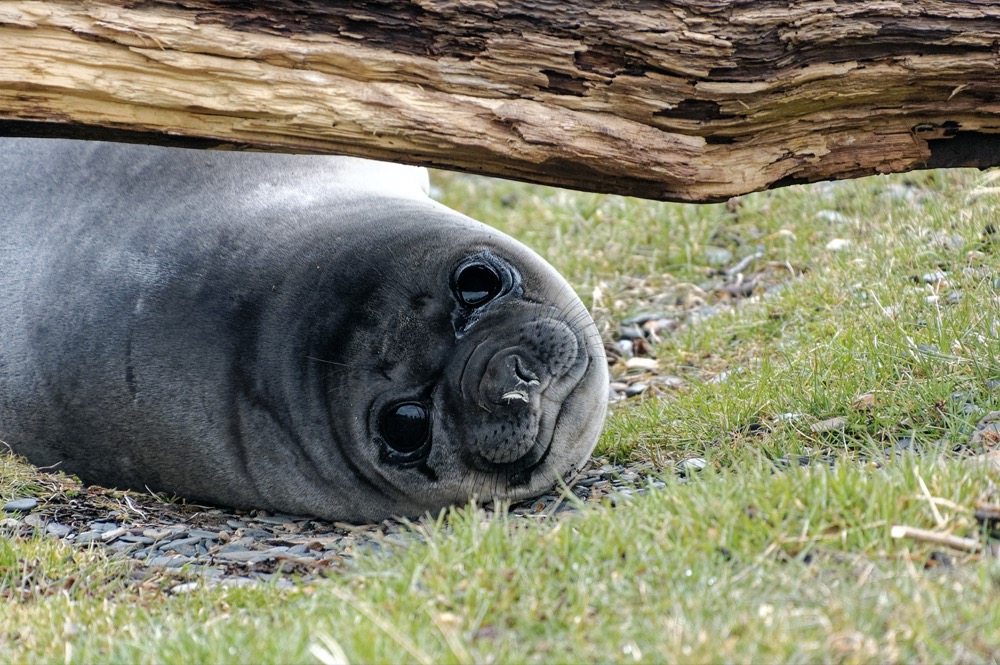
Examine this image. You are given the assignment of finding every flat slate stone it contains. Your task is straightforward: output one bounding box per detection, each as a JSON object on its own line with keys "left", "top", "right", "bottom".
{"left": 45, "top": 523, "right": 72, "bottom": 537}
{"left": 2, "top": 498, "right": 38, "bottom": 513}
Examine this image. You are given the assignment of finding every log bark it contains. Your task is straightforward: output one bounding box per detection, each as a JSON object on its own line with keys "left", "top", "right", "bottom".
{"left": 1, "top": 1, "right": 999, "bottom": 202}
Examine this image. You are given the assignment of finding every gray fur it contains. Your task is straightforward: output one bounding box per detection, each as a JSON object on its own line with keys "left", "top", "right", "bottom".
{"left": 0, "top": 139, "right": 607, "bottom": 522}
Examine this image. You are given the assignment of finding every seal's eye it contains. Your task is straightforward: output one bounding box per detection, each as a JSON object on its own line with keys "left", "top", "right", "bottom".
{"left": 380, "top": 402, "right": 430, "bottom": 454}
{"left": 455, "top": 263, "right": 501, "bottom": 308}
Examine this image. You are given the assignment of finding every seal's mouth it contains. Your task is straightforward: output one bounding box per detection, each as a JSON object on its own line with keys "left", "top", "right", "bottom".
{"left": 459, "top": 343, "right": 594, "bottom": 489}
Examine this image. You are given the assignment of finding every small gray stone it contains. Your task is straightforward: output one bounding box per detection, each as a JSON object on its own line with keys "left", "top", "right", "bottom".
{"left": 704, "top": 246, "right": 734, "bottom": 266}
{"left": 100, "top": 526, "right": 128, "bottom": 542}
{"left": 623, "top": 311, "right": 668, "bottom": 326}
{"left": 617, "top": 470, "right": 639, "bottom": 483}
{"left": 287, "top": 544, "right": 310, "bottom": 555}
{"left": 215, "top": 550, "right": 270, "bottom": 563}
{"left": 619, "top": 324, "right": 645, "bottom": 340}
{"left": 654, "top": 375, "right": 684, "bottom": 390}
{"left": 186, "top": 530, "right": 220, "bottom": 540}
{"left": 90, "top": 521, "right": 119, "bottom": 534}
{"left": 160, "top": 536, "right": 204, "bottom": 551}
{"left": 173, "top": 544, "right": 201, "bottom": 557}
{"left": 2, "top": 498, "right": 38, "bottom": 513}
{"left": 75, "top": 531, "right": 104, "bottom": 545}
{"left": 216, "top": 542, "right": 251, "bottom": 554}
{"left": 220, "top": 577, "right": 258, "bottom": 588}
{"left": 816, "top": 210, "right": 851, "bottom": 225}
{"left": 148, "top": 555, "right": 192, "bottom": 568}
{"left": 143, "top": 528, "right": 173, "bottom": 541}
{"left": 23, "top": 514, "right": 46, "bottom": 528}
{"left": 45, "top": 523, "right": 72, "bottom": 537}
{"left": 609, "top": 491, "right": 633, "bottom": 507}
{"left": 970, "top": 411, "right": 1000, "bottom": 447}
{"left": 120, "top": 535, "right": 154, "bottom": 545}
{"left": 238, "top": 528, "right": 273, "bottom": 539}
{"left": 679, "top": 458, "right": 708, "bottom": 473}
{"left": 625, "top": 383, "right": 648, "bottom": 397}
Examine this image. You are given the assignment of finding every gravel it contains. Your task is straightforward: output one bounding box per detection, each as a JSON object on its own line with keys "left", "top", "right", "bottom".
{"left": 0, "top": 456, "right": 675, "bottom": 587}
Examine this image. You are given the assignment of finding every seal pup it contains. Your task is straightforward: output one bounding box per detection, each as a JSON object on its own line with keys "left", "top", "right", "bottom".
{"left": 0, "top": 138, "right": 608, "bottom": 522}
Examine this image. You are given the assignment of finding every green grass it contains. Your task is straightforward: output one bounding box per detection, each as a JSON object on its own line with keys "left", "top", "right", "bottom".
{"left": 3, "top": 168, "right": 1000, "bottom": 663}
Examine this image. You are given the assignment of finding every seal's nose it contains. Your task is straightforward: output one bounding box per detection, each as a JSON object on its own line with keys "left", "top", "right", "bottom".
{"left": 482, "top": 352, "right": 541, "bottom": 406}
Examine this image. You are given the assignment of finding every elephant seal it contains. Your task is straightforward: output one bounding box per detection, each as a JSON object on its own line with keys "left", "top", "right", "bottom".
{"left": 0, "top": 138, "right": 608, "bottom": 522}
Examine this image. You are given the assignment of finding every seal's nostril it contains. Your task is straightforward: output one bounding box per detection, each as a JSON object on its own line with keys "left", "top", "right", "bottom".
{"left": 511, "top": 355, "right": 539, "bottom": 385}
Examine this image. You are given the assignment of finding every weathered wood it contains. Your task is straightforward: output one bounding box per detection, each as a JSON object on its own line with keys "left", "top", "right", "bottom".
{"left": 1, "top": 1, "right": 999, "bottom": 202}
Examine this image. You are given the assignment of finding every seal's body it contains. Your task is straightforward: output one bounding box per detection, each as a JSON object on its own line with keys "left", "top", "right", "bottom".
{"left": 0, "top": 139, "right": 607, "bottom": 522}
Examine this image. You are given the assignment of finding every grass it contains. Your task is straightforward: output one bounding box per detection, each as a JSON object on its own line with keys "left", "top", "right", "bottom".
{"left": 3, "top": 167, "right": 1000, "bottom": 663}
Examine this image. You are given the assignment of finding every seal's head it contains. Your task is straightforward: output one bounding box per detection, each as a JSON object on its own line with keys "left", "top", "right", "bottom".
{"left": 308, "top": 197, "right": 608, "bottom": 521}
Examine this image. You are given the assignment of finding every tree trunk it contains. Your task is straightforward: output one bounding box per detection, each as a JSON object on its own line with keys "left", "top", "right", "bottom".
{"left": 1, "top": 1, "right": 998, "bottom": 202}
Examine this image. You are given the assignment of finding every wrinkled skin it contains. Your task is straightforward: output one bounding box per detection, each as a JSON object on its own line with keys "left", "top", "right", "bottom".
{"left": 0, "top": 139, "right": 608, "bottom": 522}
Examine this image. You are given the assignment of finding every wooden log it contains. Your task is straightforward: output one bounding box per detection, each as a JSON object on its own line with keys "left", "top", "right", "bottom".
{"left": 1, "top": 1, "right": 999, "bottom": 202}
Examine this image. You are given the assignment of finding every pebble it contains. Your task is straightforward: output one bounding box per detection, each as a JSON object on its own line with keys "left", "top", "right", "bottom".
{"left": 161, "top": 536, "right": 207, "bottom": 550}
{"left": 622, "top": 311, "right": 669, "bottom": 326}
{"left": 709, "top": 367, "right": 744, "bottom": 384}
{"left": 970, "top": 411, "right": 1000, "bottom": 448}
{"left": 90, "top": 522, "right": 119, "bottom": 534}
{"left": 2, "top": 498, "right": 38, "bottom": 513}
{"left": 215, "top": 550, "right": 274, "bottom": 564}
{"left": 810, "top": 417, "right": 847, "bottom": 433}
{"left": 9, "top": 454, "right": 678, "bottom": 586}
{"left": 816, "top": 210, "right": 851, "bottom": 225}
{"left": 148, "top": 555, "right": 192, "bottom": 568}
{"left": 704, "top": 246, "right": 734, "bottom": 266}
{"left": 678, "top": 458, "right": 707, "bottom": 473}
{"left": 143, "top": 528, "right": 173, "bottom": 541}
{"left": 45, "top": 523, "right": 72, "bottom": 537}
{"left": 170, "top": 582, "right": 200, "bottom": 594}
{"left": 615, "top": 340, "right": 634, "bottom": 358}
{"left": 101, "top": 526, "right": 128, "bottom": 542}
{"left": 825, "top": 238, "right": 851, "bottom": 252}
{"left": 187, "top": 529, "right": 220, "bottom": 540}
{"left": 75, "top": 531, "right": 104, "bottom": 545}
{"left": 618, "top": 324, "right": 645, "bottom": 340}
{"left": 624, "top": 383, "right": 648, "bottom": 397}
{"left": 240, "top": 528, "right": 274, "bottom": 539}
{"left": 23, "top": 514, "right": 46, "bottom": 528}
{"left": 120, "top": 535, "right": 155, "bottom": 545}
